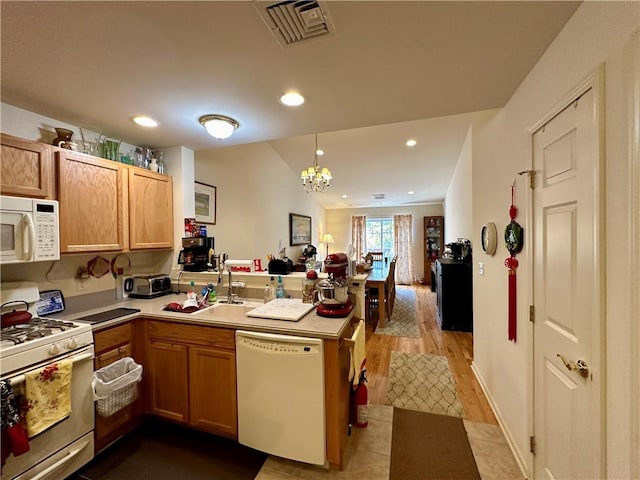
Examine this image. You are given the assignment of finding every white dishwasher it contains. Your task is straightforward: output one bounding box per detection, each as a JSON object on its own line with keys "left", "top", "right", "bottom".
{"left": 236, "top": 330, "right": 325, "bottom": 465}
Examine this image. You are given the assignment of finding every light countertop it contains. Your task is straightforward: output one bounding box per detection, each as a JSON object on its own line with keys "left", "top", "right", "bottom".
{"left": 62, "top": 294, "right": 353, "bottom": 340}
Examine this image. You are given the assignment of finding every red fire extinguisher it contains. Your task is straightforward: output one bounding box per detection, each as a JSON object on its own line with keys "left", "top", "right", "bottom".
{"left": 354, "top": 370, "right": 368, "bottom": 428}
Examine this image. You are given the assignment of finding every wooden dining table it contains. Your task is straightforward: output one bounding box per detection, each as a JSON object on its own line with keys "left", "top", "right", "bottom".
{"left": 366, "top": 261, "right": 392, "bottom": 327}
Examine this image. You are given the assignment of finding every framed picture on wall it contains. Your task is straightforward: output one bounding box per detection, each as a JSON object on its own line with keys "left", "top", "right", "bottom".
{"left": 290, "top": 213, "right": 312, "bottom": 246}
{"left": 195, "top": 181, "right": 217, "bottom": 225}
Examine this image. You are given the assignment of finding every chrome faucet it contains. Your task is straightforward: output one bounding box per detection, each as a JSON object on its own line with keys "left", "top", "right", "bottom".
{"left": 220, "top": 262, "right": 242, "bottom": 304}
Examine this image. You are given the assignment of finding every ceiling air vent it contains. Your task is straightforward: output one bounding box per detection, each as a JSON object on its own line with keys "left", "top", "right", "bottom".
{"left": 255, "top": 0, "right": 335, "bottom": 48}
{"left": 373, "top": 194, "right": 385, "bottom": 201}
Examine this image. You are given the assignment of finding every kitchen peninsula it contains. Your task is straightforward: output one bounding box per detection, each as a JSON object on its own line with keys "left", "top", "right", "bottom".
{"left": 175, "top": 270, "right": 369, "bottom": 321}
{"left": 66, "top": 293, "right": 355, "bottom": 471}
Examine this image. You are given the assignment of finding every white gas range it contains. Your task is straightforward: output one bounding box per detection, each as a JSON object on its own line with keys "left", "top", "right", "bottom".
{"left": 1, "top": 282, "right": 95, "bottom": 480}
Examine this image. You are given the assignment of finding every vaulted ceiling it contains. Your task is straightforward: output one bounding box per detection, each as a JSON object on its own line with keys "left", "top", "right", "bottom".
{"left": 1, "top": 1, "right": 580, "bottom": 208}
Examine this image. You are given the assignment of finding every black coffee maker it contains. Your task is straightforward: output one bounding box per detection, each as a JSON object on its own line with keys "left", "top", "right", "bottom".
{"left": 178, "top": 237, "right": 215, "bottom": 272}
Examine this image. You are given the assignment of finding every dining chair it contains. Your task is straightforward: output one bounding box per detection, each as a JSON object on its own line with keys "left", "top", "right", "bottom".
{"left": 385, "top": 258, "right": 397, "bottom": 320}
{"left": 367, "top": 251, "right": 384, "bottom": 262}
{"left": 366, "top": 257, "right": 397, "bottom": 322}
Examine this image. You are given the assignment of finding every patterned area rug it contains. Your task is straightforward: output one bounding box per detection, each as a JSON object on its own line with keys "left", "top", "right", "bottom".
{"left": 385, "top": 351, "right": 464, "bottom": 417}
{"left": 374, "top": 287, "right": 420, "bottom": 337}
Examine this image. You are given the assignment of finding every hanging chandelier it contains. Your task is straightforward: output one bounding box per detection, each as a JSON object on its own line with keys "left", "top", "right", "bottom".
{"left": 301, "top": 134, "right": 332, "bottom": 193}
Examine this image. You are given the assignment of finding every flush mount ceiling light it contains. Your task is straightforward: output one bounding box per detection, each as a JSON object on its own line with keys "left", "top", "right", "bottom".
{"left": 280, "top": 92, "right": 305, "bottom": 106}
{"left": 132, "top": 115, "right": 159, "bottom": 128}
{"left": 199, "top": 114, "right": 239, "bottom": 140}
{"left": 406, "top": 139, "right": 417, "bottom": 147}
{"left": 301, "top": 133, "right": 332, "bottom": 193}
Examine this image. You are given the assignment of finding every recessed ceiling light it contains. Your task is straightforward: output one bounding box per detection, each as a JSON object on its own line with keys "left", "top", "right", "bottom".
{"left": 406, "top": 139, "right": 417, "bottom": 147}
{"left": 315, "top": 149, "right": 324, "bottom": 156}
{"left": 341, "top": 194, "right": 348, "bottom": 199}
{"left": 280, "top": 92, "right": 305, "bottom": 106}
{"left": 408, "top": 191, "right": 414, "bottom": 195}
{"left": 132, "top": 116, "right": 159, "bottom": 128}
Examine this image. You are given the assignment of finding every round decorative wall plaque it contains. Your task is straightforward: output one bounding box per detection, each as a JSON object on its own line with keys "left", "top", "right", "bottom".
{"left": 481, "top": 222, "right": 497, "bottom": 256}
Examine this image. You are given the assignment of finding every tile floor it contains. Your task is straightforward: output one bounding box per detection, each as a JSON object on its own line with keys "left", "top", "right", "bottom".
{"left": 254, "top": 404, "right": 524, "bottom": 480}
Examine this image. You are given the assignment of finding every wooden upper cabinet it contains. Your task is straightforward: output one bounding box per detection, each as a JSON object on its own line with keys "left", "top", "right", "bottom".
{"left": 57, "top": 150, "right": 126, "bottom": 253}
{"left": 1, "top": 134, "right": 55, "bottom": 198}
{"left": 1, "top": 133, "right": 174, "bottom": 252}
{"left": 128, "top": 168, "right": 173, "bottom": 250}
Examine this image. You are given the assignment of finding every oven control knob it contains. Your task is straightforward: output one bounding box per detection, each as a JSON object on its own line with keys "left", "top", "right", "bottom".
{"left": 66, "top": 337, "right": 78, "bottom": 349}
{"left": 49, "top": 343, "right": 60, "bottom": 355}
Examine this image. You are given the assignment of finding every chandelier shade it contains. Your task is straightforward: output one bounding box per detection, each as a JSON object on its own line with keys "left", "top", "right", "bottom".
{"left": 301, "top": 134, "right": 332, "bottom": 193}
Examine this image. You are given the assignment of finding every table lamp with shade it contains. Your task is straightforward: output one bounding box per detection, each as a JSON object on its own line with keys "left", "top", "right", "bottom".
{"left": 321, "top": 233, "right": 335, "bottom": 258}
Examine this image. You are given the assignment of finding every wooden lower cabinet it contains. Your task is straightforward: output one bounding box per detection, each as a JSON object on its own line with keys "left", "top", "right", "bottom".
{"left": 147, "top": 340, "right": 189, "bottom": 423}
{"left": 188, "top": 346, "right": 237, "bottom": 436}
{"left": 93, "top": 322, "right": 143, "bottom": 452}
{"left": 97, "top": 318, "right": 352, "bottom": 470}
{"left": 145, "top": 321, "right": 237, "bottom": 438}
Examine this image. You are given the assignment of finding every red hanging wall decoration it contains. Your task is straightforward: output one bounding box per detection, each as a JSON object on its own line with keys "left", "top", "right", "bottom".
{"left": 504, "top": 180, "right": 524, "bottom": 342}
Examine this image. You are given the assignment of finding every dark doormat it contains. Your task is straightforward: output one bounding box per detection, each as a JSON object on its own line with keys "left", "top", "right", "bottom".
{"left": 390, "top": 407, "right": 480, "bottom": 480}
{"left": 70, "top": 419, "right": 267, "bottom": 480}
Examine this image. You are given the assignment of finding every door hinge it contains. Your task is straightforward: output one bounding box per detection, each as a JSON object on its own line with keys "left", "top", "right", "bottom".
{"left": 530, "top": 435, "right": 536, "bottom": 455}
{"left": 517, "top": 169, "right": 536, "bottom": 189}
{"left": 529, "top": 305, "right": 535, "bottom": 323}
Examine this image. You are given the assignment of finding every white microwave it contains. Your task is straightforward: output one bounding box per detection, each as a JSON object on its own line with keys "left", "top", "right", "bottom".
{"left": 0, "top": 195, "right": 60, "bottom": 264}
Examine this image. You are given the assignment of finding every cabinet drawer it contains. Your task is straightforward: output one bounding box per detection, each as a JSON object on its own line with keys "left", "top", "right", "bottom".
{"left": 94, "top": 323, "right": 132, "bottom": 353}
{"left": 147, "top": 321, "right": 235, "bottom": 350}
{"left": 95, "top": 343, "right": 132, "bottom": 370}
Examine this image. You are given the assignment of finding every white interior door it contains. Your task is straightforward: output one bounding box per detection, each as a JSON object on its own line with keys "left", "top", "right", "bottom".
{"left": 532, "top": 81, "right": 604, "bottom": 479}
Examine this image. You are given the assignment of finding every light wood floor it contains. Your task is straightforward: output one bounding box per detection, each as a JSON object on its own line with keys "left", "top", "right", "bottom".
{"left": 364, "top": 283, "right": 497, "bottom": 424}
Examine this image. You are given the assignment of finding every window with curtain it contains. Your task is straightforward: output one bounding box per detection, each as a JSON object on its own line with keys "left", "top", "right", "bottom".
{"left": 351, "top": 215, "right": 366, "bottom": 261}
{"left": 365, "top": 217, "right": 394, "bottom": 259}
{"left": 393, "top": 214, "right": 414, "bottom": 284}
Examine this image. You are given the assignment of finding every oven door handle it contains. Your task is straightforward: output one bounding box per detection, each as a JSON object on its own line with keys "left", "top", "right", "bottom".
{"left": 25, "top": 436, "right": 91, "bottom": 480}
{"left": 9, "top": 351, "right": 94, "bottom": 386}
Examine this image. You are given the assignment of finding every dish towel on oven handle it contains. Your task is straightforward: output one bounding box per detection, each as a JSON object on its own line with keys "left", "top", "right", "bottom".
{"left": 1, "top": 380, "right": 30, "bottom": 465}
{"left": 348, "top": 320, "right": 366, "bottom": 389}
{"left": 24, "top": 359, "right": 72, "bottom": 438}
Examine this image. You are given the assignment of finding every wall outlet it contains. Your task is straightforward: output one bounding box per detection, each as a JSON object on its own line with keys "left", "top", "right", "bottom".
{"left": 170, "top": 267, "right": 182, "bottom": 280}
{"left": 75, "top": 266, "right": 90, "bottom": 290}
{"left": 478, "top": 262, "right": 484, "bottom": 276}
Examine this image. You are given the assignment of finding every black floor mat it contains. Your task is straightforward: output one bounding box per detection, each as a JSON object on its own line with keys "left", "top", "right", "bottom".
{"left": 69, "top": 419, "right": 266, "bottom": 480}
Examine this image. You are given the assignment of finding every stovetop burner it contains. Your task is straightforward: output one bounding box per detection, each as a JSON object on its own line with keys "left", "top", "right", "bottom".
{"left": 1, "top": 318, "right": 80, "bottom": 347}
{"left": 0, "top": 282, "right": 95, "bottom": 377}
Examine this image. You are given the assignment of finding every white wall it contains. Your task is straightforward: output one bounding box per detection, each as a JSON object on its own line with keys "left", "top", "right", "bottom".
{"left": 1, "top": 103, "right": 137, "bottom": 155}
{"left": 326, "top": 204, "right": 443, "bottom": 282}
{"left": 443, "top": 124, "right": 474, "bottom": 244}
{"left": 471, "top": 3, "right": 640, "bottom": 478}
{"left": 194, "top": 142, "right": 325, "bottom": 264}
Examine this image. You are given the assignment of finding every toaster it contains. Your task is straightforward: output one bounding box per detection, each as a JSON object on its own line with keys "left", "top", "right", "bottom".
{"left": 127, "top": 273, "right": 172, "bottom": 298}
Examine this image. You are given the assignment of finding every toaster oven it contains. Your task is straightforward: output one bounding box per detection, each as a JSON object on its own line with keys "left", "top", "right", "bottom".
{"left": 127, "top": 274, "right": 172, "bottom": 298}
